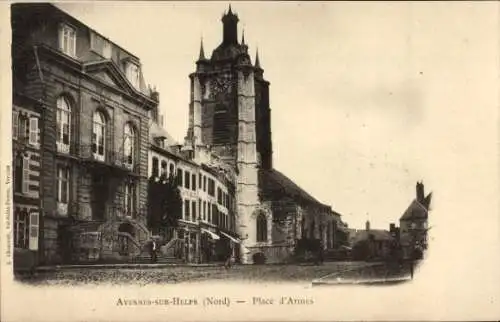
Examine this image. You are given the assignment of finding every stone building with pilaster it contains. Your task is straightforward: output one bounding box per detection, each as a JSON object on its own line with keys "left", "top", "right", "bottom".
{"left": 11, "top": 3, "right": 158, "bottom": 265}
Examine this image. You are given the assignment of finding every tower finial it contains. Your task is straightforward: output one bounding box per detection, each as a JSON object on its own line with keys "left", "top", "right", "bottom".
{"left": 255, "top": 47, "right": 261, "bottom": 68}
{"left": 241, "top": 28, "right": 245, "bottom": 45}
{"left": 228, "top": 4, "right": 233, "bottom": 14}
{"left": 198, "top": 36, "right": 205, "bottom": 60}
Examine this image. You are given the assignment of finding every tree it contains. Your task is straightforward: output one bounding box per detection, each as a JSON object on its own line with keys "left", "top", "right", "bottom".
{"left": 147, "top": 172, "right": 182, "bottom": 236}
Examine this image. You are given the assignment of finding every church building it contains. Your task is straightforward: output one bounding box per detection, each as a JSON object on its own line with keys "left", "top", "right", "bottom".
{"left": 184, "top": 6, "right": 345, "bottom": 264}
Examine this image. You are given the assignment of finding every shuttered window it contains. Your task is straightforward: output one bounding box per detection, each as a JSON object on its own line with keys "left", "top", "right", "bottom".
{"left": 29, "top": 211, "right": 39, "bottom": 250}
{"left": 14, "top": 209, "right": 29, "bottom": 249}
{"left": 12, "top": 111, "right": 19, "bottom": 140}
{"left": 22, "top": 156, "right": 30, "bottom": 194}
{"left": 28, "top": 117, "right": 39, "bottom": 146}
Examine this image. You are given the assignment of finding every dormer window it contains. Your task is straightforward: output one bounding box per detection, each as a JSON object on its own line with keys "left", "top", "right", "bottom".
{"left": 155, "top": 136, "right": 166, "bottom": 149}
{"left": 126, "top": 62, "right": 140, "bottom": 89}
{"left": 59, "top": 23, "right": 76, "bottom": 58}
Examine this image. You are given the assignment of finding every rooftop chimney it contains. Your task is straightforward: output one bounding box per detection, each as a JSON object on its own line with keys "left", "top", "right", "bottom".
{"left": 365, "top": 220, "right": 370, "bottom": 231}
{"left": 416, "top": 181, "right": 425, "bottom": 203}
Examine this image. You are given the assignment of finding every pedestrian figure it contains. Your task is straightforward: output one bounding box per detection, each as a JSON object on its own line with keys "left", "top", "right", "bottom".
{"left": 224, "top": 246, "right": 234, "bottom": 269}
{"left": 150, "top": 238, "right": 157, "bottom": 263}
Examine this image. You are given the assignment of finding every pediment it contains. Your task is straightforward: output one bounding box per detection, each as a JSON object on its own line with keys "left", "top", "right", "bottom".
{"left": 84, "top": 60, "right": 135, "bottom": 96}
{"left": 93, "top": 70, "right": 120, "bottom": 88}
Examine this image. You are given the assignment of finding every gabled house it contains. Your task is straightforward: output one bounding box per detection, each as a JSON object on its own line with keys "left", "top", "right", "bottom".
{"left": 350, "top": 221, "right": 395, "bottom": 261}
{"left": 399, "top": 181, "right": 432, "bottom": 259}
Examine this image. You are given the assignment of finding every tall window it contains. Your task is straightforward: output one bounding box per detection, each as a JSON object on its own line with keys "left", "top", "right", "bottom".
{"left": 124, "top": 181, "right": 137, "bottom": 216}
{"left": 13, "top": 111, "right": 38, "bottom": 145}
{"left": 184, "top": 171, "right": 190, "bottom": 189}
{"left": 160, "top": 161, "right": 167, "bottom": 177}
{"left": 56, "top": 97, "right": 71, "bottom": 153}
{"left": 151, "top": 157, "right": 159, "bottom": 178}
{"left": 217, "top": 188, "right": 223, "bottom": 205}
{"left": 191, "top": 174, "right": 196, "bottom": 191}
{"left": 56, "top": 165, "right": 69, "bottom": 204}
{"left": 191, "top": 200, "right": 197, "bottom": 221}
{"left": 256, "top": 213, "right": 267, "bottom": 242}
{"left": 184, "top": 200, "right": 190, "bottom": 221}
{"left": 212, "top": 204, "right": 218, "bottom": 226}
{"left": 208, "top": 179, "right": 215, "bottom": 196}
{"left": 123, "top": 123, "right": 136, "bottom": 167}
{"left": 92, "top": 111, "right": 106, "bottom": 161}
{"left": 14, "top": 209, "right": 29, "bottom": 249}
{"left": 177, "top": 169, "right": 183, "bottom": 186}
{"left": 13, "top": 111, "right": 19, "bottom": 140}
{"left": 59, "top": 23, "right": 76, "bottom": 57}
{"left": 169, "top": 164, "right": 175, "bottom": 177}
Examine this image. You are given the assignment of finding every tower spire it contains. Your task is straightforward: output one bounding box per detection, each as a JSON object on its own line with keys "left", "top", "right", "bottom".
{"left": 228, "top": 4, "right": 233, "bottom": 15}
{"left": 241, "top": 28, "right": 245, "bottom": 45}
{"left": 198, "top": 36, "right": 205, "bottom": 60}
{"left": 255, "top": 48, "right": 261, "bottom": 68}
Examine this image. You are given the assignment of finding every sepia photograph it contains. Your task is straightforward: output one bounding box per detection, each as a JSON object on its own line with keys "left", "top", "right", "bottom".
{"left": 1, "top": 1, "right": 499, "bottom": 321}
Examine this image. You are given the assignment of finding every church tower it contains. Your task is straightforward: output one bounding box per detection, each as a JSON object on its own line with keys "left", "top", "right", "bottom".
{"left": 187, "top": 6, "right": 272, "bottom": 263}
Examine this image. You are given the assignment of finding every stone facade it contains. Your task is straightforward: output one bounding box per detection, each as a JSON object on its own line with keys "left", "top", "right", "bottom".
{"left": 12, "top": 93, "right": 43, "bottom": 270}
{"left": 148, "top": 120, "right": 240, "bottom": 263}
{"left": 11, "top": 4, "right": 158, "bottom": 265}
{"left": 186, "top": 7, "right": 346, "bottom": 263}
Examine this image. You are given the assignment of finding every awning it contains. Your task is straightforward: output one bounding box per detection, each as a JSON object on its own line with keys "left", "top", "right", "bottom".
{"left": 220, "top": 231, "right": 241, "bottom": 244}
{"left": 201, "top": 228, "right": 220, "bottom": 240}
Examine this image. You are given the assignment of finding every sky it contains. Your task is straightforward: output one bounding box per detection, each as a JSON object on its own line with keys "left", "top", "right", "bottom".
{"left": 55, "top": 2, "right": 498, "bottom": 231}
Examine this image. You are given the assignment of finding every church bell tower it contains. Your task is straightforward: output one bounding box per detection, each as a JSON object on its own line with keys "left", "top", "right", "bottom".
{"left": 187, "top": 5, "right": 273, "bottom": 263}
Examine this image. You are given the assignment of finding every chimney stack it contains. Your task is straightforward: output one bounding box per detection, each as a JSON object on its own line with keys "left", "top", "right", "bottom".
{"left": 365, "top": 220, "right": 370, "bottom": 231}
{"left": 416, "top": 181, "right": 425, "bottom": 203}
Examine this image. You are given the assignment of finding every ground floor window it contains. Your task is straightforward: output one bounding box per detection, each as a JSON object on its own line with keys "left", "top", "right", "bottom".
{"left": 14, "top": 208, "right": 29, "bottom": 249}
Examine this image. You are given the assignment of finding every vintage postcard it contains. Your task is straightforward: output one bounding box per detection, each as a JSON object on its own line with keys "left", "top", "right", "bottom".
{"left": 0, "top": 1, "right": 499, "bottom": 321}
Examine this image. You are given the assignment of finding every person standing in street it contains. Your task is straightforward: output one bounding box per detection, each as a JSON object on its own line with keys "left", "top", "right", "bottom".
{"left": 150, "top": 238, "right": 157, "bottom": 263}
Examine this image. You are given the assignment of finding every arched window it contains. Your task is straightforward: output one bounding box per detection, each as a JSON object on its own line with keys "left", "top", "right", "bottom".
{"left": 56, "top": 96, "right": 71, "bottom": 153}
{"left": 151, "top": 157, "right": 159, "bottom": 178}
{"left": 123, "top": 123, "right": 136, "bottom": 167}
{"left": 256, "top": 213, "right": 267, "bottom": 242}
{"left": 169, "top": 163, "right": 175, "bottom": 177}
{"left": 160, "top": 161, "right": 167, "bottom": 177}
{"left": 92, "top": 111, "right": 106, "bottom": 160}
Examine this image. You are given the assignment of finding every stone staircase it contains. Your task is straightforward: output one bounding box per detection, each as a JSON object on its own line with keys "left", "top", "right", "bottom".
{"left": 133, "top": 238, "right": 185, "bottom": 264}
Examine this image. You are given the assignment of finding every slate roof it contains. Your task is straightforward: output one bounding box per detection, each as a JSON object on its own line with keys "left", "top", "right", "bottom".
{"left": 352, "top": 229, "right": 394, "bottom": 244}
{"left": 149, "top": 120, "right": 179, "bottom": 152}
{"left": 400, "top": 198, "right": 429, "bottom": 221}
{"left": 258, "top": 168, "right": 330, "bottom": 210}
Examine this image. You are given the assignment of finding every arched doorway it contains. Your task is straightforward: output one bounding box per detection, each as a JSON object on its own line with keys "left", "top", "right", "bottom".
{"left": 118, "top": 222, "right": 135, "bottom": 256}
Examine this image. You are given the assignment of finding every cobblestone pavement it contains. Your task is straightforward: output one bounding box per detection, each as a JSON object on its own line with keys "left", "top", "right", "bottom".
{"left": 17, "top": 261, "right": 381, "bottom": 286}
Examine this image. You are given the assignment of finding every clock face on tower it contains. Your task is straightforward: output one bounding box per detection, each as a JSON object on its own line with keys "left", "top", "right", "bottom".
{"left": 210, "top": 74, "right": 232, "bottom": 99}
